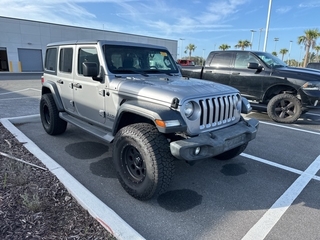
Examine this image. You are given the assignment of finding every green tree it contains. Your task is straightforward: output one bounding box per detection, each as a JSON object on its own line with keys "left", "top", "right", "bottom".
{"left": 272, "top": 51, "right": 278, "bottom": 56}
{"left": 184, "top": 44, "right": 197, "bottom": 60}
{"left": 314, "top": 45, "right": 320, "bottom": 62}
{"left": 279, "top": 48, "right": 289, "bottom": 60}
{"left": 219, "top": 44, "right": 231, "bottom": 51}
{"left": 289, "top": 59, "right": 298, "bottom": 67}
{"left": 298, "top": 28, "right": 320, "bottom": 67}
{"left": 234, "top": 40, "right": 251, "bottom": 50}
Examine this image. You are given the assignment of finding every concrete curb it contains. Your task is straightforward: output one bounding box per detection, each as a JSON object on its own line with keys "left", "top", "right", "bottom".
{"left": 0, "top": 115, "right": 145, "bottom": 240}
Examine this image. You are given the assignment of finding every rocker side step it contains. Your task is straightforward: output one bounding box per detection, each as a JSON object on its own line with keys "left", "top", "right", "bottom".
{"left": 59, "top": 112, "right": 114, "bottom": 142}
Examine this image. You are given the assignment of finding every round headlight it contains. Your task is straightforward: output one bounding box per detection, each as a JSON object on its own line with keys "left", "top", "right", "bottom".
{"left": 184, "top": 101, "right": 194, "bottom": 118}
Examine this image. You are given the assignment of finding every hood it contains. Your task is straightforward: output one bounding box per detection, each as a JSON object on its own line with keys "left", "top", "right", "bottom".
{"left": 110, "top": 75, "right": 239, "bottom": 105}
{"left": 274, "top": 66, "right": 320, "bottom": 81}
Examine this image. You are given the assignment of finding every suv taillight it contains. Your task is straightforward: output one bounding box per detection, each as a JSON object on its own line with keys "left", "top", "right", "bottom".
{"left": 41, "top": 76, "right": 44, "bottom": 85}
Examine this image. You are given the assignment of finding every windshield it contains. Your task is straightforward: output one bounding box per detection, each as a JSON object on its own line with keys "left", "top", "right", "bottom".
{"left": 102, "top": 44, "right": 179, "bottom": 75}
{"left": 254, "top": 52, "right": 287, "bottom": 68}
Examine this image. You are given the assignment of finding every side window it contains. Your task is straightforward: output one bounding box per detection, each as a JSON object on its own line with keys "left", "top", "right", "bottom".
{"left": 78, "top": 47, "right": 99, "bottom": 75}
{"left": 44, "top": 48, "right": 57, "bottom": 72}
{"left": 59, "top": 48, "right": 73, "bottom": 73}
{"left": 235, "top": 52, "right": 259, "bottom": 69}
{"left": 209, "top": 52, "right": 232, "bottom": 68}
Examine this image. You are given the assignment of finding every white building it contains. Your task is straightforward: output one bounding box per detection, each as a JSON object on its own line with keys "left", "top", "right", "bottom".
{"left": 0, "top": 16, "right": 177, "bottom": 73}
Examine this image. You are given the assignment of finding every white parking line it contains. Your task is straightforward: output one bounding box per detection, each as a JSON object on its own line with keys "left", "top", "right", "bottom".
{"left": 242, "top": 155, "right": 320, "bottom": 240}
{"left": 241, "top": 153, "right": 320, "bottom": 181}
{"left": 0, "top": 88, "right": 40, "bottom": 95}
{"left": 0, "top": 96, "right": 40, "bottom": 101}
{"left": 306, "top": 112, "right": 320, "bottom": 117}
{"left": 260, "top": 121, "right": 320, "bottom": 135}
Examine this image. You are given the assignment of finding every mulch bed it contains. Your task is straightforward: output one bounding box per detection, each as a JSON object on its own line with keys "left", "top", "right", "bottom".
{"left": 0, "top": 123, "right": 116, "bottom": 239}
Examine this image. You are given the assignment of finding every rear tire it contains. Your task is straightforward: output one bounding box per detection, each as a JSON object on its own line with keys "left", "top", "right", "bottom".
{"left": 40, "top": 93, "right": 67, "bottom": 135}
{"left": 112, "top": 123, "right": 174, "bottom": 200}
{"left": 267, "top": 93, "right": 302, "bottom": 124}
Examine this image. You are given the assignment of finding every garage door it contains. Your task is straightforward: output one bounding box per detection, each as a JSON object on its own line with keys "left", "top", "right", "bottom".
{"left": 18, "top": 48, "right": 43, "bottom": 72}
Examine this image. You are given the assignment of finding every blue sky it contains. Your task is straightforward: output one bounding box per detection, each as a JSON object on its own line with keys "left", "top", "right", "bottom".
{"left": 1, "top": 0, "right": 320, "bottom": 61}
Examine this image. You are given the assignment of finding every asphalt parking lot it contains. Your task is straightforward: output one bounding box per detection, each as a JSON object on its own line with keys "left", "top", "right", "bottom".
{"left": 1, "top": 74, "right": 320, "bottom": 240}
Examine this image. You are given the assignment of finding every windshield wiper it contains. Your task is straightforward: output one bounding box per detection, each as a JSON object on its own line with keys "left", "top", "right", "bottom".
{"left": 113, "top": 69, "right": 149, "bottom": 77}
{"left": 144, "top": 69, "right": 174, "bottom": 76}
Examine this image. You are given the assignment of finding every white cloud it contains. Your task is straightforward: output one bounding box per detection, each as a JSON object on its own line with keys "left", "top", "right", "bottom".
{"left": 299, "top": 1, "right": 320, "bottom": 8}
{"left": 276, "top": 6, "right": 292, "bottom": 14}
{"left": 0, "top": 0, "right": 250, "bottom": 38}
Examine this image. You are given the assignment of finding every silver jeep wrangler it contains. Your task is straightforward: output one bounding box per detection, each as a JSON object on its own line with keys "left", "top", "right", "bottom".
{"left": 40, "top": 40, "right": 259, "bottom": 200}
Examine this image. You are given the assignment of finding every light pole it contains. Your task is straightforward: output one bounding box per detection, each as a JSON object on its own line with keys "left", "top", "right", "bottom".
{"left": 250, "top": 30, "right": 256, "bottom": 50}
{"left": 202, "top": 49, "right": 205, "bottom": 66}
{"left": 258, "top": 28, "right": 263, "bottom": 51}
{"left": 287, "top": 40, "right": 293, "bottom": 66}
{"left": 263, "top": 0, "right": 273, "bottom": 52}
{"left": 299, "top": 46, "right": 303, "bottom": 67}
{"left": 179, "top": 38, "right": 185, "bottom": 59}
{"left": 274, "top": 37, "right": 279, "bottom": 52}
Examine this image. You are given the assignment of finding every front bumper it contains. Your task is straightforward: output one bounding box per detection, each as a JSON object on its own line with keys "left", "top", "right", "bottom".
{"left": 170, "top": 118, "right": 259, "bottom": 161}
{"left": 300, "top": 89, "right": 320, "bottom": 108}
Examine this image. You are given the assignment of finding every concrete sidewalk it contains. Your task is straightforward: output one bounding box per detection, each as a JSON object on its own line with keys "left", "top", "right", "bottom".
{"left": 1, "top": 114, "right": 145, "bottom": 240}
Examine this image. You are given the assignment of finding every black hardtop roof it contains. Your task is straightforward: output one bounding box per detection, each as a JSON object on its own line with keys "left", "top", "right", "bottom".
{"left": 46, "top": 40, "right": 168, "bottom": 50}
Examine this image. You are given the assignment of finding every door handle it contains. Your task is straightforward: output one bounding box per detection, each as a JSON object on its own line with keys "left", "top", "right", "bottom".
{"left": 231, "top": 72, "right": 240, "bottom": 75}
{"left": 74, "top": 83, "right": 82, "bottom": 89}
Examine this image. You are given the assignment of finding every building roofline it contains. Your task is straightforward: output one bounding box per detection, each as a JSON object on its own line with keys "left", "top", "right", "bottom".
{"left": 0, "top": 16, "right": 176, "bottom": 43}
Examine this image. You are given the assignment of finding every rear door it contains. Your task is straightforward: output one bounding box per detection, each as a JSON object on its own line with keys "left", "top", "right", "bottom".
{"left": 56, "top": 46, "right": 75, "bottom": 113}
{"left": 201, "top": 51, "right": 233, "bottom": 85}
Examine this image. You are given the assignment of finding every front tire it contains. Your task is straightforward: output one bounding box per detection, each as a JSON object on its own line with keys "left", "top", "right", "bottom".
{"left": 267, "top": 93, "right": 302, "bottom": 124}
{"left": 112, "top": 123, "right": 175, "bottom": 200}
{"left": 40, "top": 93, "right": 67, "bottom": 135}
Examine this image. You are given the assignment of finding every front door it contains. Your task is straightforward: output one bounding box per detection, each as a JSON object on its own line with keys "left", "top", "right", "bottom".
{"left": 230, "top": 52, "right": 266, "bottom": 100}
{"left": 73, "top": 46, "right": 106, "bottom": 124}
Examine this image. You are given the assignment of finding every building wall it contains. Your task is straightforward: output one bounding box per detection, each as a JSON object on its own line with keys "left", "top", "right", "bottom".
{"left": 0, "top": 16, "right": 177, "bottom": 72}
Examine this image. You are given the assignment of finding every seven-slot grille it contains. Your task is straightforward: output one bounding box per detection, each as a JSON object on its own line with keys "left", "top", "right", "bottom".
{"left": 199, "top": 94, "right": 239, "bottom": 129}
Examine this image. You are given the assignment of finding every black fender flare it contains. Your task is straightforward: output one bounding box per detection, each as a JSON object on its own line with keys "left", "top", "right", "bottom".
{"left": 41, "top": 81, "right": 64, "bottom": 112}
{"left": 113, "top": 100, "right": 187, "bottom": 135}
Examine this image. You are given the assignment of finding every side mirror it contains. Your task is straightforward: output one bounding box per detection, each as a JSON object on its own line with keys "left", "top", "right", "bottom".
{"left": 83, "top": 62, "right": 98, "bottom": 77}
{"left": 247, "top": 62, "right": 262, "bottom": 70}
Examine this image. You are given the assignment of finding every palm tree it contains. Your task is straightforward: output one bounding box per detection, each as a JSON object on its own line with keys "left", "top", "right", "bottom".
{"left": 219, "top": 44, "right": 231, "bottom": 51}
{"left": 234, "top": 40, "right": 251, "bottom": 50}
{"left": 184, "top": 44, "right": 197, "bottom": 60}
{"left": 298, "top": 28, "right": 320, "bottom": 67}
{"left": 279, "top": 48, "right": 289, "bottom": 60}
{"left": 314, "top": 45, "right": 320, "bottom": 62}
{"left": 272, "top": 51, "right": 278, "bottom": 56}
